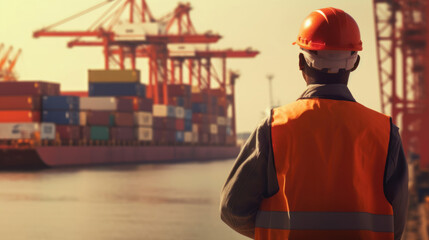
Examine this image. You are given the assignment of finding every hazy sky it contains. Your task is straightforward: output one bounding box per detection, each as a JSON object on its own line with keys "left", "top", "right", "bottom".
{"left": 0, "top": 0, "right": 378, "bottom": 133}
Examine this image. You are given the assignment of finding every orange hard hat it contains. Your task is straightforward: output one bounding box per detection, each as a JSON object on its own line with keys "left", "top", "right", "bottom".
{"left": 294, "top": 7, "right": 362, "bottom": 51}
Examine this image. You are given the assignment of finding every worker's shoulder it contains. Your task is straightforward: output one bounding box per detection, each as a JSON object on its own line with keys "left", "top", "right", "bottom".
{"left": 352, "top": 101, "right": 391, "bottom": 120}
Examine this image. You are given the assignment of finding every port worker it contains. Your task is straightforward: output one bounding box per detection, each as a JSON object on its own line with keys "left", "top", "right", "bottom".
{"left": 220, "top": 7, "right": 408, "bottom": 240}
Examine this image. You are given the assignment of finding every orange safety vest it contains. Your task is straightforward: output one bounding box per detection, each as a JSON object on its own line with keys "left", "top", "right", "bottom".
{"left": 255, "top": 98, "right": 393, "bottom": 240}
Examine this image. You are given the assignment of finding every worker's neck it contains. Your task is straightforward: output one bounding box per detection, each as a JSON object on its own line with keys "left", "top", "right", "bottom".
{"left": 303, "top": 68, "right": 350, "bottom": 85}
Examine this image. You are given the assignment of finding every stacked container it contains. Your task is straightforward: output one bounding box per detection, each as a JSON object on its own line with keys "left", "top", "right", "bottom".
{"left": 132, "top": 97, "right": 154, "bottom": 143}
{"left": 42, "top": 96, "right": 80, "bottom": 143}
{"left": 168, "top": 84, "right": 192, "bottom": 144}
{"left": 191, "top": 88, "right": 209, "bottom": 144}
{"left": 0, "top": 81, "right": 59, "bottom": 142}
{"left": 152, "top": 104, "right": 176, "bottom": 144}
{"left": 87, "top": 69, "right": 149, "bottom": 144}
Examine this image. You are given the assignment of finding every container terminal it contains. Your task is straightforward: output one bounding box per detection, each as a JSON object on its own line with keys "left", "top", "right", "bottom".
{"left": 1, "top": 0, "right": 429, "bottom": 238}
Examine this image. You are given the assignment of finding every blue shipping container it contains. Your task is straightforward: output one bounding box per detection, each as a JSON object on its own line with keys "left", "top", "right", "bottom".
{"left": 89, "top": 83, "right": 146, "bottom": 97}
{"left": 192, "top": 103, "right": 207, "bottom": 114}
{"left": 175, "top": 131, "right": 184, "bottom": 143}
{"left": 184, "top": 109, "right": 192, "bottom": 120}
{"left": 42, "top": 111, "right": 79, "bottom": 125}
{"left": 42, "top": 96, "right": 79, "bottom": 110}
{"left": 184, "top": 120, "right": 192, "bottom": 131}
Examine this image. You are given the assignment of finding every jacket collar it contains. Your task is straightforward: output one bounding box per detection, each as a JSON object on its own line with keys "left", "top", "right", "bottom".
{"left": 298, "top": 84, "right": 356, "bottom": 102}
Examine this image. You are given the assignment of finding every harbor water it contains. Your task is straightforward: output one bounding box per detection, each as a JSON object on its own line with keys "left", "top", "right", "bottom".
{"left": 0, "top": 159, "right": 247, "bottom": 240}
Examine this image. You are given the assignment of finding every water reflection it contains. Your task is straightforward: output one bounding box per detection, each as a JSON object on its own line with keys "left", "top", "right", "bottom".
{"left": 0, "top": 160, "right": 246, "bottom": 240}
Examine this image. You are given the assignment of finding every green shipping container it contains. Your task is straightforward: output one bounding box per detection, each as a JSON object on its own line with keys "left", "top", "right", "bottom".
{"left": 90, "top": 126, "right": 109, "bottom": 140}
{"left": 88, "top": 70, "right": 140, "bottom": 83}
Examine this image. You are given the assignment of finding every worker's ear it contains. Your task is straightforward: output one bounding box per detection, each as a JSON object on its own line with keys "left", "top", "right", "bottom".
{"left": 299, "top": 53, "right": 306, "bottom": 71}
{"left": 350, "top": 55, "right": 360, "bottom": 72}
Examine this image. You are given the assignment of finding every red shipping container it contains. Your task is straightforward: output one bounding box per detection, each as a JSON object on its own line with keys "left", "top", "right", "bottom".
{"left": 56, "top": 125, "right": 80, "bottom": 140}
{"left": 0, "top": 111, "right": 40, "bottom": 122}
{"left": 152, "top": 117, "right": 176, "bottom": 130}
{"left": 191, "top": 93, "right": 207, "bottom": 103}
{"left": 114, "top": 112, "right": 134, "bottom": 127}
{"left": 209, "top": 115, "right": 217, "bottom": 124}
{"left": 153, "top": 129, "right": 175, "bottom": 143}
{"left": 175, "top": 119, "right": 184, "bottom": 131}
{"left": 80, "top": 126, "right": 91, "bottom": 140}
{"left": 116, "top": 98, "right": 134, "bottom": 112}
{"left": 87, "top": 111, "right": 112, "bottom": 126}
{"left": 192, "top": 113, "right": 208, "bottom": 124}
{"left": 111, "top": 127, "right": 135, "bottom": 141}
{"left": 62, "top": 91, "right": 88, "bottom": 97}
{"left": 0, "top": 81, "right": 60, "bottom": 96}
{"left": 125, "top": 97, "right": 153, "bottom": 112}
{"left": 0, "top": 96, "right": 41, "bottom": 110}
{"left": 199, "top": 132, "right": 209, "bottom": 144}
{"left": 168, "top": 84, "right": 191, "bottom": 97}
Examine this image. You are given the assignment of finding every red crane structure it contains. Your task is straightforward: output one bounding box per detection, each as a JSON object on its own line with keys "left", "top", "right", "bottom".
{"left": 0, "top": 44, "right": 21, "bottom": 82}
{"left": 33, "top": 0, "right": 259, "bottom": 143}
{"left": 374, "top": 0, "right": 429, "bottom": 168}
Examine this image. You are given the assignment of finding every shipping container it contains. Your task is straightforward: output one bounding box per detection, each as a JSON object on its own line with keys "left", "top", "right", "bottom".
{"left": 111, "top": 127, "right": 135, "bottom": 141}
{"left": 175, "top": 106, "right": 185, "bottom": 119}
{"left": 56, "top": 125, "right": 80, "bottom": 141}
{"left": 153, "top": 104, "right": 176, "bottom": 117}
{"left": 136, "top": 127, "right": 153, "bottom": 141}
{"left": 192, "top": 124, "right": 198, "bottom": 133}
{"left": 88, "top": 69, "right": 140, "bottom": 83}
{"left": 90, "top": 126, "right": 109, "bottom": 140}
{"left": 175, "top": 119, "right": 185, "bottom": 131}
{"left": 191, "top": 103, "right": 207, "bottom": 114}
{"left": 86, "top": 111, "right": 113, "bottom": 126}
{"left": 184, "top": 120, "right": 192, "bottom": 131}
{"left": 152, "top": 117, "right": 176, "bottom": 130}
{"left": 192, "top": 132, "right": 198, "bottom": 143}
{"left": 79, "top": 112, "right": 87, "bottom": 126}
{"left": 217, "top": 116, "right": 226, "bottom": 126}
{"left": 199, "top": 132, "right": 209, "bottom": 144}
{"left": 0, "top": 111, "right": 40, "bottom": 122}
{"left": 40, "top": 123, "right": 56, "bottom": 140}
{"left": 184, "top": 131, "right": 192, "bottom": 143}
{"left": 191, "top": 93, "right": 207, "bottom": 103}
{"left": 80, "top": 126, "right": 91, "bottom": 140}
{"left": 192, "top": 113, "right": 208, "bottom": 124}
{"left": 210, "top": 124, "right": 218, "bottom": 134}
{"left": 0, "top": 81, "right": 60, "bottom": 96}
{"left": 42, "top": 96, "right": 79, "bottom": 110}
{"left": 61, "top": 91, "right": 88, "bottom": 97}
{"left": 0, "top": 123, "right": 39, "bottom": 139}
{"left": 184, "top": 109, "right": 192, "bottom": 120}
{"left": 175, "top": 131, "right": 184, "bottom": 143}
{"left": 168, "top": 84, "right": 191, "bottom": 97}
{"left": 126, "top": 97, "right": 153, "bottom": 112}
{"left": 89, "top": 82, "right": 145, "bottom": 97}
{"left": 114, "top": 112, "right": 134, "bottom": 127}
{"left": 0, "top": 96, "right": 41, "bottom": 110}
{"left": 80, "top": 97, "right": 133, "bottom": 112}
{"left": 153, "top": 129, "right": 175, "bottom": 144}
{"left": 134, "top": 112, "right": 152, "bottom": 126}
{"left": 42, "top": 111, "right": 79, "bottom": 125}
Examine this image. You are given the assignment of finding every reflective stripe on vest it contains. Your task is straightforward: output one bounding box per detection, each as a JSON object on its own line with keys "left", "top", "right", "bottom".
{"left": 255, "top": 211, "right": 393, "bottom": 232}
{"left": 255, "top": 99, "right": 393, "bottom": 240}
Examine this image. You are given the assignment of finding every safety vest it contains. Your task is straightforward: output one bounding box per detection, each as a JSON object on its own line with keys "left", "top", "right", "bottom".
{"left": 255, "top": 98, "right": 393, "bottom": 240}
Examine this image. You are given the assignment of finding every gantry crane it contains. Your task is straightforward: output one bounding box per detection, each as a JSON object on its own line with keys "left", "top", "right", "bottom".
{"left": 374, "top": 1, "right": 429, "bottom": 238}
{"left": 0, "top": 45, "right": 21, "bottom": 82}
{"left": 33, "top": 0, "right": 259, "bottom": 143}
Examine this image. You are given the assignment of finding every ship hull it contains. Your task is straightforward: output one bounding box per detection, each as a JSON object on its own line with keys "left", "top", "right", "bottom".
{"left": 0, "top": 145, "right": 240, "bottom": 170}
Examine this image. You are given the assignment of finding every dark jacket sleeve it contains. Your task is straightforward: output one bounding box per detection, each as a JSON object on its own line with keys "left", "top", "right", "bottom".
{"left": 220, "top": 116, "right": 279, "bottom": 239}
{"left": 384, "top": 120, "right": 409, "bottom": 240}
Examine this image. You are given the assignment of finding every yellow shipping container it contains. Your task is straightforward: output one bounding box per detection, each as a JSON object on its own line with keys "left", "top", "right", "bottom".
{"left": 88, "top": 70, "right": 140, "bottom": 83}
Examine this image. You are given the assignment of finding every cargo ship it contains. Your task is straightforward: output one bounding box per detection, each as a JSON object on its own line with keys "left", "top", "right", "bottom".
{"left": 0, "top": 76, "right": 241, "bottom": 170}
